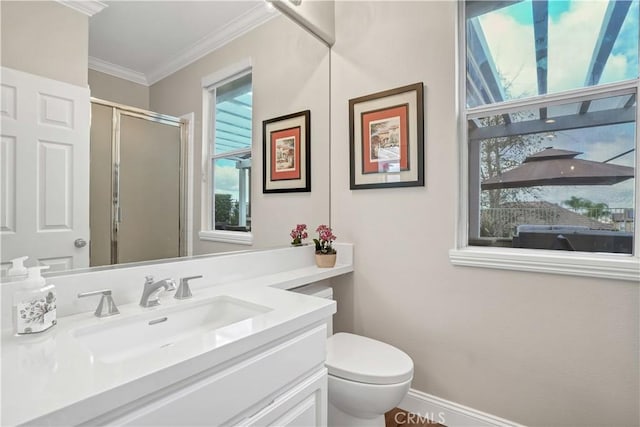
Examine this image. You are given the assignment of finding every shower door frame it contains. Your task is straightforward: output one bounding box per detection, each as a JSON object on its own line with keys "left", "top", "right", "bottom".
{"left": 91, "top": 98, "right": 188, "bottom": 265}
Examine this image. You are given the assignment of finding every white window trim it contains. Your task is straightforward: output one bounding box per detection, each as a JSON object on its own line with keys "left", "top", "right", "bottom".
{"left": 198, "top": 230, "right": 253, "bottom": 245}
{"left": 201, "top": 58, "right": 254, "bottom": 245}
{"left": 450, "top": 2, "right": 640, "bottom": 282}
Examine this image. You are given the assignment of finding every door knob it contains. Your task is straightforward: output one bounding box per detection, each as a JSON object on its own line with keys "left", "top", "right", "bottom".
{"left": 74, "top": 238, "right": 87, "bottom": 248}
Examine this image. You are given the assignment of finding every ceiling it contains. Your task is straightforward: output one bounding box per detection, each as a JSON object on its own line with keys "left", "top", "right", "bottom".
{"left": 88, "top": 1, "right": 278, "bottom": 86}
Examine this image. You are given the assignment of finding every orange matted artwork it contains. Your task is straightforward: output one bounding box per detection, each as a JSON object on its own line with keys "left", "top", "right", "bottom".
{"left": 349, "top": 82, "right": 423, "bottom": 190}
{"left": 361, "top": 104, "right": 409, "bottom": 174}
{"left": 270, "top": 126, "right": 301, "bottom": 181}
{"left": 262, "top": 110, "right": 310, "bottom": 193}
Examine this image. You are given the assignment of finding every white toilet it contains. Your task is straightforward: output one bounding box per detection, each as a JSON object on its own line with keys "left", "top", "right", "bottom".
{"left": 293, "top": 284, "right": 414, "bottom": 426}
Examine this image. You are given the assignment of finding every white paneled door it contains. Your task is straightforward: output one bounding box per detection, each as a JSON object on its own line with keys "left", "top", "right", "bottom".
{"left": 1, "top": 67, "right": 90, "bottom": 273}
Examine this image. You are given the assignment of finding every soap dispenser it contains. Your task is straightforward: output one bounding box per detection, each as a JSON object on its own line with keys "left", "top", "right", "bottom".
{"left": 7, "top": 256, "right": 29, "bottom": 280}
{"left": 14, "top": 266, "right": 57, "bottom": 335}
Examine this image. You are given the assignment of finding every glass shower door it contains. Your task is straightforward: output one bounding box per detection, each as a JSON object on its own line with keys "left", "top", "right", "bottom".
{"left": 116, "top": 114, "right": 182, "bottom": 264}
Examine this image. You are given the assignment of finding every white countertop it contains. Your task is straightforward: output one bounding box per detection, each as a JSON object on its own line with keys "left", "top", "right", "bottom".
{"left": 1, "top": 270, "right": 342, "bottom": 426}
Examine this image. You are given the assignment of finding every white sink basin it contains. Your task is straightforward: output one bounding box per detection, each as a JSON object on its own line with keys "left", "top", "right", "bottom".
{"left": 71, "top": 296, "right": 272, "bottom": 363}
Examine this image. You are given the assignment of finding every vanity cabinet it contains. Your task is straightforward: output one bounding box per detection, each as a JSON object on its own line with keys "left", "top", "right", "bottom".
{"left": 94, "top": 325, "right": 327, "bottom": 427}
{"left": 239, "top": 368, "right": 326, "bottom": 426}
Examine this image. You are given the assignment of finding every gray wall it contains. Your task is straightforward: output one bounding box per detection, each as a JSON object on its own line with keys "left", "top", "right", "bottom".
{"left": 88, "top": 69, "right": 150, "bottom": 109}
{"left": 0, "top": 1, "right": 88, "bottom": 87}
{"left": 150, "top": 15, "right": 330, "bottom": 255}
{"left": 329, "top": 2, "right": 639, "bottom": 426}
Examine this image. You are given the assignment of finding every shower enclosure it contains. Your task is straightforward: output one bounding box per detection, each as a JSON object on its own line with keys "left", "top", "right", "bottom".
{"left": 90, "top": 99, "right": 187, "bottom": 267}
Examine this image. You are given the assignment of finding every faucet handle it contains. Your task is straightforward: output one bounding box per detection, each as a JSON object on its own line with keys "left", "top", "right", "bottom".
{"left": 164, "top": 278, "right": 177, "bottom": 292}
{"left": 78, "top": 289, "right": 120, "bottom": 317}
{"left": 145, "top": 275, "right": 154, "bottom": 285}
{"left": 174, "top": 275, "right": 203, "bottom": 300}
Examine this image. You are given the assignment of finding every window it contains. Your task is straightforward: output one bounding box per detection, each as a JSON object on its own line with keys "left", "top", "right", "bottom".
{"left": 452, "top": 1, "right": 639, "bottom": 280}
{"left": 201, "top": 62, "right": 253, "bottom": 245}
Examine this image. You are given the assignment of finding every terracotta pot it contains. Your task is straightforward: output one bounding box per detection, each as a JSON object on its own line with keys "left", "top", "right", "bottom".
{"left": 315, "top": 252, "right": 337, "bottom": 268}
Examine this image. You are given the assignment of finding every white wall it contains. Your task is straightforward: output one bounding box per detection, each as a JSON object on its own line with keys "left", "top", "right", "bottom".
{"left": 149, "top": 15, "right": 330, "bottom": 255}
{"left": 329, "top": 2, "right": 639, "bottom": 426}
{"left": 0, "top": 1, "right": 88, "bottom": 87}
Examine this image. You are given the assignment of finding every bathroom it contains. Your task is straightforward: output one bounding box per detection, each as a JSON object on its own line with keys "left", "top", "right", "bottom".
{"left": 1, "top": 1, "right": 639, "bottom": 426}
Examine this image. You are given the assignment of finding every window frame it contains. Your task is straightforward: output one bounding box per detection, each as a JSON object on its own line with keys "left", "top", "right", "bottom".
{"left": 200, "top": 59, "right": 253, "bottom": 245}
{"left": 450, "top": 2, "right": 640, "bottom": 281}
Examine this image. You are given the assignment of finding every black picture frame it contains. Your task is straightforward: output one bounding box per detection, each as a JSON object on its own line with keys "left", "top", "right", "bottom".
{"left": 349, "top": 83, "right": 424, "bottom": 190}
{"left": 262, "top": 110, "right": 311, "bottom": 193}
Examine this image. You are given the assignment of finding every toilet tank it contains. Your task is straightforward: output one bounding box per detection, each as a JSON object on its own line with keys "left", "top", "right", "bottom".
{"left": 291, "top": 283, "right": 333, "bottom": 335}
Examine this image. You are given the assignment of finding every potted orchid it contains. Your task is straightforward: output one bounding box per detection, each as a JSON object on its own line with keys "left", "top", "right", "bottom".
{"left": 290, "top": 224, "right": 308, "bottom": 246}
{"left": 313, "top": 225, "right": 337, "bottom": 268}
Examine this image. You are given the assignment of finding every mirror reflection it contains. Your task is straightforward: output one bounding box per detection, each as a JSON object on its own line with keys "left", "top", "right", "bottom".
{"left": 89, "top": 100, "right": 186, "bottom": 267}
{"left": 0, "top": 0, "right": 331, "bottom": 275}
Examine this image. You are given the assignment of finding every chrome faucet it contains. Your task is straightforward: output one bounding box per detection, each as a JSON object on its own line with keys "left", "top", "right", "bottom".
{"left": 78, "top": 289, "right": 120, "bottom": 317}
{"left": 139, "top": 276, "right": 177, "bottom": 308}
{"left": 174, "top": 275, "right": 203, "bottom": 300}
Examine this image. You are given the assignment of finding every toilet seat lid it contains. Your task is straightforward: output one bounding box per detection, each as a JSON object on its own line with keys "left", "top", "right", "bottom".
{"left": 326, "top": 333, "right": 414, "bottom": 385}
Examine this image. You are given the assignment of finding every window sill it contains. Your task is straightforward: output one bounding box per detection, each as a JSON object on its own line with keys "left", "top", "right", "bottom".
{"left": 199, "top": 230, "right": 253, "bottom": 246}
{"left": 449, "top": 246, "right": 639, "bottom": 282}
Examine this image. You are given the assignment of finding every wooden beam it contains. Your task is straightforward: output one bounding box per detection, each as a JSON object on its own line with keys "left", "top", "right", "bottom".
{"left": 466, "top": 0, "right": 523, "bottom": 19}
{"left": 469, "top": 107, "right": 636, "bottom": 141}
{"left": 532, "top": 0, "right": 548, "bottom": 96}
{"left": 584, "top": 0, "right": 632, "bottom": 86}
{"left": 624, "top": 93, "right": 636, "bottom": 109}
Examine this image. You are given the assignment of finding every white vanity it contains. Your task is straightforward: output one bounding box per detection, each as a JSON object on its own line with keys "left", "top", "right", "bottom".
{"left": 1, "top": 244, "right": 353, "bottom": 426}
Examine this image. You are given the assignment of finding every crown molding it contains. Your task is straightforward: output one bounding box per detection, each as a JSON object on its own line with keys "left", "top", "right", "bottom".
{"left": 88, "top": 57, "right": 149, "bottom": 86}
{"left": 146, "top": 3, "right": 279, "bottom": 86}
{"left": 55, "top": 0, "right": 108, "bottom": 17}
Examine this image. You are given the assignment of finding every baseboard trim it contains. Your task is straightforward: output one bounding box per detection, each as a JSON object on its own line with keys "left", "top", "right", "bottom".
{"left": 399, "top": 389, "right": 525, "bottom": 427}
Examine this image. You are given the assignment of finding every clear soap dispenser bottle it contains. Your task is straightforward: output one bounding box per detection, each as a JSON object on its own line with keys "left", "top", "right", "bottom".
{"left": 13, "top": 265, "right": 57, "bottom": 335}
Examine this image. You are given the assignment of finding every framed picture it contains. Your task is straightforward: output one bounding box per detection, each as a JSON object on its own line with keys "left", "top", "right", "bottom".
{"left": 349, "top": 82, "right": 424, "bottom": 189}
{"left": 262, "top": 110, "right": 311, "bottom": 193}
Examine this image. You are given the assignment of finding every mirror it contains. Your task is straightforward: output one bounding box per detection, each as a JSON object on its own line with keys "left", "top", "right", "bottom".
{"left": 0, "top": 0, "right": 332, "bottom": 276}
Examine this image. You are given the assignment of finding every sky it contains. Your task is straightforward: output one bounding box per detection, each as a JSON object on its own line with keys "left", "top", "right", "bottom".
{"left": 477, "top": 0, "right": 639, "bottom": 98}
{"left": 475, "top": 0, "right": 639, "bottom": 210}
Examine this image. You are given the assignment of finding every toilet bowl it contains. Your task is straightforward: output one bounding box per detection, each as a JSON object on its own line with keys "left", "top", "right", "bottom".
{"left": 292, "top": 284, "right": 414, "bottom": 427}
{"left": 326, "top": 332, "right": 413, "bottom": 426}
